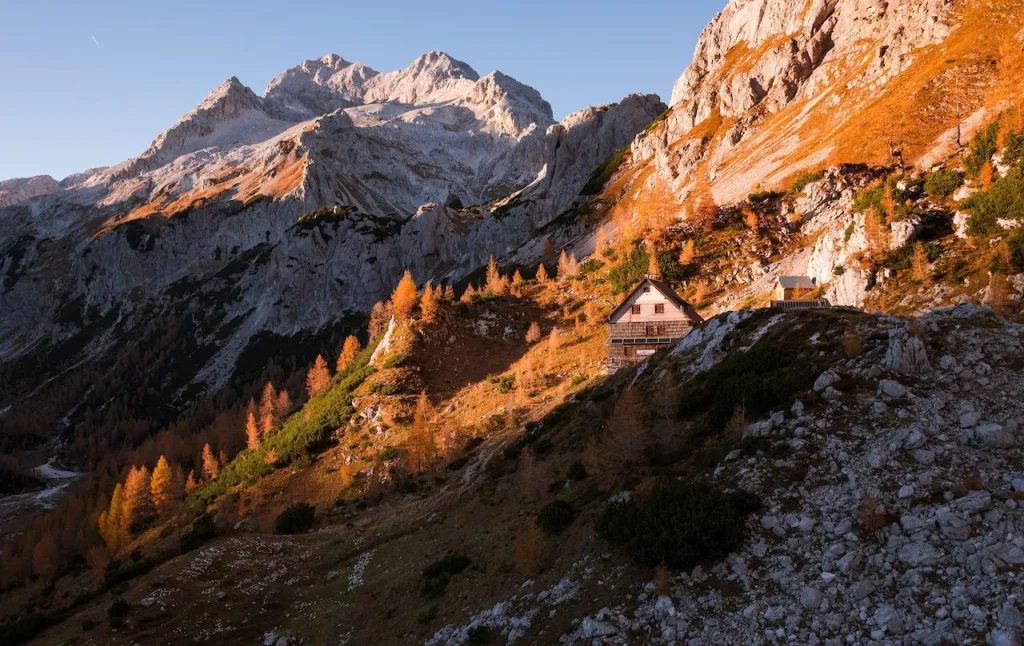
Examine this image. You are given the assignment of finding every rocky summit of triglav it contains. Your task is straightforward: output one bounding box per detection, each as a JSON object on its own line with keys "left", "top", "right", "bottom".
{"left": 0, "top": 50, "right": 665, "bottom": 391}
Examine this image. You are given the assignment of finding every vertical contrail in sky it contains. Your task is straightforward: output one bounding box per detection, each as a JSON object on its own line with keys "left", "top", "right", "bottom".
{"left": 91, "top": 35, "right": 101, "bottom": 48}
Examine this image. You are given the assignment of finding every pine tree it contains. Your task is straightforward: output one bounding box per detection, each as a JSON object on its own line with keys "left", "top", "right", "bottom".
{"left": 336, "top": 335, "right": 361, "bottom": 372}
{"left": 743, "top": 207, "right": 759, "bottom": 233}
{"left": 865, "top": 205, "right": 888, "bottom": 260}
{"left": 122, "top": 465, "right": 153, "bottom": 532}
{"left": 259, "top": 382, "right": 277, "bottom": 436}
{"left": 408, "top": 391, "right": 436, "bottom": 472}
{"left": 911, "top": 242, "right": 931, "bottom": 283}
{"left": 150, "top": 456, "right": 175, "bottom": 516}
{"left": 391, "top": 270, "right": 419, "bottom": 320}
{"left": 99, "top": 483, "right": 126, "bottom": 552}
{"left": 369, "top": 301, "right": 391, "bottom": 340}
{"left": 306, "top": 354, "right": 331, "bottom": 398}
{"left": 542, "top": 238, "right": 555, "bottom": 265}
{"left": 276, "top": 389, "right": 292, "bottom": 419}
{"left": 511, "top": 269, "right": 524, "bottom": 294}
{"left": 185, "top": 469, "right": 199, "bottom": 493}
{"left": 536, "top": 263, "right": 551, "bottom": 285}
{"left": 172, "top": 465, "right": 186, "bottom": 501}
{"left": 442, "top": 285, "right": 455, "bottom": 301}
{"left": 485, "top": 256, "right": 507, "bottom": 295}
{"left": 980, "top": 162, "right": 995, "bottom": 191}
{"left": 557, "top": 250, "right": 579, "bottom": 281}
{"left": 881, "top": 182, "right": 898, "bottom": 221}
{"left": 245, "top": 408, "right": 260, "bottom": 450}
{"left": 691, "top": 174, "right": 717, "bottom": 233}
{"left": 201, "top": 444, "right": 219, "bottom": 481}
{"left": 679, "top": 239, "right": 696, "bottom": 266}
{"left": 525, "top": 321, "right": 542, "bottom": 344}
{"left": 420, "top": 282, "right": 439, "bottom": 322}
{"left": 646, "top": 244, "right": 662, "bottom": 279}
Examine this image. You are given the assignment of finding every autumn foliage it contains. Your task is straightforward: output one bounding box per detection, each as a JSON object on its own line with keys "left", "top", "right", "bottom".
{"left": 392, "top": 270, "right": 419, "bottom": 320}
{"left": 306, "top": 354, "right": 331, "bottom": 398}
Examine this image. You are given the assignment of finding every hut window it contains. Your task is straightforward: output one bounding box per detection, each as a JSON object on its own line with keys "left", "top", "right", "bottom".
{"left": 654, "top": 303, "right": 665, "bottom": 314}
{"left": 631, "top": 305, "right": 642, "bottom": 315}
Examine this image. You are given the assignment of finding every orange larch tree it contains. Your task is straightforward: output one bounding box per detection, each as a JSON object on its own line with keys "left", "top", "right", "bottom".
{"left": 391, "top": 270, "right": 419, "bottom": 320}
{"left": 306, "top": 355, "right": 331, "bottom": 398}
{"left": 122, "top": 465, "right": 153, "bottom": 532}
{"left": 259, "top": 382, "right": 278, "bottom": 436}
{"left": 201, "top": 444, "right": 219, "bottom": 481}
{"left": 337, "top": 335, "right": 361, "bottom": 372}
{"left": 150, "top": 455, "right": 175, "bottom": 516}
{"left": 420, "top": 282, "right": 440, "bottom": 322}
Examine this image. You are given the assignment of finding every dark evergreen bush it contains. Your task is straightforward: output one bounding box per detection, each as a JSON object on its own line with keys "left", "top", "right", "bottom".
{"left": 537, "top": 500, "right": 575, "bottom": 534}
{"left": 274, "top": 503, "right": 316, "bottom": 534}
{"left": 924, "top": 169, "right": 965, "bottom": 198}
{"left": 596, "top": 481, "right": 760, "bottom": 569}
{"left": 179, "top": 513, "right": 215, "bottom": 554}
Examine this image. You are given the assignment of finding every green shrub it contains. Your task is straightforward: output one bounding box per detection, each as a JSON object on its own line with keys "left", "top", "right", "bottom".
{"left": 580, "top": 147, "right": 629, "bottom": 195}
{"left": 107, "top": 598, "right": 130, "bottom": 627}
{"left": 579, "top": 258, "right": 605, "bottom": 275}
{"left": 467, "top": 626, "right": 495, "bottom": 645}
{"left": 422, "top": 553, "right": 471, "bottom": 579}
{"left": 369, "top": 382, "right": 399, "bottom": 396}
{"left": 966, "top": 165, "right": 1024, "bottom": 237}
{"left": 421, "top": 553, "right": 470, "bottom": 598}
{"left": 493, "top": 374, "right": 516, "bottom": 394}
{"left": 537, "top": 500, "right": 575, "bottom": 534}
{"left": 791, "top": 170, "right": 826, "bottom": 194}
{"left": 566, "top": 460, "right": 588, "bottom": 481}
{"left": 965, "top": 122, "right": 999, "bottom": 176}
{"left": 596, "top": 481, "right": 760, "bottom": 569}
{"left": 607, "top": 244, "right": 684, "bottom": 293}
{"left": 446, "top": 455, "right": 470, "bottom": 471}
{"left": 179, "top": 513, "right": 215, "bottom": 554}
{"left": 570, "top": 374, "right": 589, "bottom": 387}
{"left": 1009, "top": 228, "right": 1024, "bottom": 272}
{"left": 924, "top": 169, "right": 965, "bottom": 198}
{"left": 382, "top": 354, "right": 407, "bottom": 369}
{"left": 843, "top": 220, "right": 856, "bottom": 243}
{"left": 274, "top": 503, "right": 316, "bottom": 534}
{"left": 678, "top": 338, "right": 819, "bottom": 432}
{"left": 748, "top": 190, "right": 781, "bottom": 204}
{"left": 1004, "top": 131, "right": 1024, "bottom": 168}
{"left": 852, "top": 176, "right": 911, "bottom": 219}
{"left": 417, "top": 606, "right": 439, "bottom": 625}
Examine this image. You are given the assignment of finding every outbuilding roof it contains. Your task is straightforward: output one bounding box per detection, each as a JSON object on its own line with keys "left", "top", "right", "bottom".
{"left": 777, "top": 275, "right": 816, "bottom": 290}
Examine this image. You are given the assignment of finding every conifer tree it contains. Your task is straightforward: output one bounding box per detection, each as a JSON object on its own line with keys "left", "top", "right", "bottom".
{"left": 485, "top": 256, "right": 507, "bottom": 295}
{"left": 743, "top": 207, "right": 759, "bottom": 233}
{"left": 276, "top": 389, "right": 292, "bottom": 419}
{"left": 420, "top": 282, "right": 439, "bottom": 322}
{"left": 185, "top": 469, "right": 200, "bottom": 494}
{"left": 536, "top": 263, "right": 551, "bottom": 285}
{"left": 369, "top": 301, "right": 391, "bottom": 340}
{"left": 460, "top": 283, "right": 477, "bottom": 303}
{"left": 336, "top": 335, "right": 362, "bottom": 372}
{"left": 201, "top": 444, "right": 219, "bottom": 481}
{"left": 259, "top": 382, "right": 277, "bottom": 436}
{"left": 99, "top": 483, "right": 126, "bottom": 553}
{"left": 408, "top": 391, "right": 436, "bottom": 472}
{"left": 646, "top": 244, "right": 662, "bottom": 279}
{"left": 245, "top": 408, "right": 260, "bottom": 450}
{"left": 691, "top": 175, "right": 717, "bottom": 233}
{"left": 525, "top": 321, "right": 542, "bottom": 344}
{"left": 391, "top": 270, "right": 419, "bottom": 320}
{"left": 442, "top": 284, "right": 455, "bottom": 301}
{"left": 150, "top": 456, "right": 175, "bottom": 516}
{"left": 679, "top": 239, "right": 696, "bottom": 266}
{"left": 542, "top": 238, "right": 556, "bottom": 264}
{"left": 172, "top": 464, "right": 186, "bottom": 501}
{"left": 557, "top": 250, "right": 579, "bottom": 281}
{"left": 980, "top": 162, "right": 995, "bottom": 191}
{"left": 122, "top": 465, "right": 153, "bottom": 532}
{"left": 306, "top": 355, "right": 331, "bottom": 398}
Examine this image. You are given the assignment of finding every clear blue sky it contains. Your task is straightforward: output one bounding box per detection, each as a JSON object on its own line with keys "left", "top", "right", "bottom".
{"left": 0, "top": 0, "right": 725, "bottom": 181}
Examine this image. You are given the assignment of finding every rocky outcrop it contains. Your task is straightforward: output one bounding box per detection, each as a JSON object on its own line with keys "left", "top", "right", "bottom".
{"left": 627, "top": 0, "right": 960, "bottom": 205}
{"left": 0, "top": 175, "right": 59, "bottom": 208}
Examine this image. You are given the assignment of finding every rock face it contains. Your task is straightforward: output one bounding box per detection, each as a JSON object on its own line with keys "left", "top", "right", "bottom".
{"left": 0, "top": 51, "right": 664, "bottom": 391}
{"left": 630, "top": 0, "right": 965, "bottom": 204}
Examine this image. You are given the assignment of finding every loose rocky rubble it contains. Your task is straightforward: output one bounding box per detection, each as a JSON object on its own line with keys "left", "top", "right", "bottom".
{"left": 515, "top": 305, "right": 1024, "bottom": 645}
